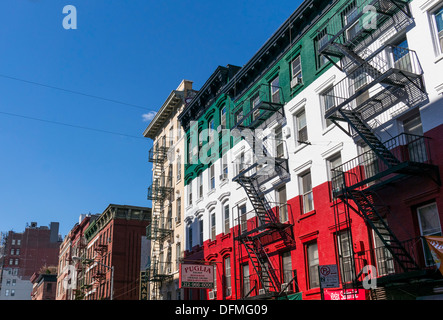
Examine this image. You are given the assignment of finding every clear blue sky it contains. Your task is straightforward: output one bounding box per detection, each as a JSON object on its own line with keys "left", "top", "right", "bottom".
{"left": 0, "top": 0, "right": 303, "bottom": 238}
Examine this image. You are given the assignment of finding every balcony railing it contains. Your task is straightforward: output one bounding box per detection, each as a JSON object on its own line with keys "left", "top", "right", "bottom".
{"left": 331, "top": 133, "right": 432, "bottom": 193}
{"left": 233, "top": 138, "right": 289, "bottom": 186}
{"left": 232, "top": 84, "right": 285, "bottom": 130}
{"left": 351, "top": 237, "right": 435, "bottom": 284}
{"left": 235, "top": 203, "right": 292, "bottom": 239}
{"left": 147, "top": 176, "right": 173, "bottom": 201}
{"left": 146, "top": 215, "right": 173, "bottom": 240}
{"left": 324, "top": 45, "right": 423, "bottom": 121}
{"left": 317, "top": 0, "right": 411, "bottom": 57}
{"left": 148, "top": 145, "right": 169, "bottom": 164}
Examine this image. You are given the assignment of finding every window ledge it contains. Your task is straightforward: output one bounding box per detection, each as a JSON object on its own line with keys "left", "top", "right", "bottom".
{"left": 305, "top": 288, "right": 321, "bottom": 296}
{"left": 435, "top": 53, "right": 443, "bottom": 64}
{"left": 298, "top": 210, "right": 316, "bottom": 222}
{"left": 321, "top": 124, "right": 336, "bottom": 136}
{"left": 293, "top": 143, "right": 308, "bottom": 154}
{"left": 207, "top": 189, "right": 216, "bottom": 197}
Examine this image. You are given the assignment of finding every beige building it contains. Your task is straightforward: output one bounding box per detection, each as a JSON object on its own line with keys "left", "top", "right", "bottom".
{"left": 143, "top": 80, "right": 196, "bottom": 300}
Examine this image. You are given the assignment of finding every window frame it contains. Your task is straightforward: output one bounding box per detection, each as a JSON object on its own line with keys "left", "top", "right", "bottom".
{"left": 299, "top": 170, "right": 314, "bottom": 214}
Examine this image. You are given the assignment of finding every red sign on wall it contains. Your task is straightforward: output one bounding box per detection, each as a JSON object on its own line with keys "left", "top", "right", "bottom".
{"left": 324, "top": 289, "right": 367, "bottom": 300}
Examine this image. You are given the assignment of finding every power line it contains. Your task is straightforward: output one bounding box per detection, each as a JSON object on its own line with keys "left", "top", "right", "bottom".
{"left": 0, "top": 73, "right": 152, "bottom": 112}
{"left": 0, "top": 110, "right": 146, "bottom": 140}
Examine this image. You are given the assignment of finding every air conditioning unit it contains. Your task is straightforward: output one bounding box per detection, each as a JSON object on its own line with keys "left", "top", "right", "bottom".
{"left": 282, "top": 127, "right": 291, "bottom": 139}
{"left": 208, "top": 290, "right": 217, "bottom": 300}
{"left": 291, "top": 77, "right": 303, "bottom": 88}
{"left": 175, "top": 216, "right": 179, "bottom": 223}
{"left": 258, "top": 289, "right": 266, "bottom": 295}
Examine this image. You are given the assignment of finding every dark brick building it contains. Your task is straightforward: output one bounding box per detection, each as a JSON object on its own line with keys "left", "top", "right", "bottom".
{"left": 77, "top": 204, "right": 151, "bottom": 300}
{"left": 0, "top": 222, "right": 61, "bottom": 300}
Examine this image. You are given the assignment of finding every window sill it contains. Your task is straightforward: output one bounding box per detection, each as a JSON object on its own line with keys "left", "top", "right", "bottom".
{"left": 298, "top": 210, "right": 316, "bottom": 222}
{"left": 435, "top": 53, "right": 443, "bottom": 64}
{"left": 293, "top": 143, "right": 308, "bottom": 154}
{"left": 220, "top": 179, "right": 229, "bottom": 188}
{"left": 321, "top": 124, "right": 335, "bottom": 136}
{"left": 221, "top": 233, "right": 231, "bottom": 241}
{"left": 207, "top": 189, "right": 216, "bottom": 197}
{"left": 305, "top": 287, "right": 321, "bottom": 296}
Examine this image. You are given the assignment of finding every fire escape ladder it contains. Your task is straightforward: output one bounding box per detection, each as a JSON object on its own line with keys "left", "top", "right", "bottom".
{"left": 237, "top": 175, "right": 275, "bottom": 226}
{"left": 340, "top": 109, "right": 400, "bottom": 168}
{"left": 345, "top": 188, "right": 420, "bottom": 273}
{"left": 240, "top": 236, "right": 281, "bottom": 294}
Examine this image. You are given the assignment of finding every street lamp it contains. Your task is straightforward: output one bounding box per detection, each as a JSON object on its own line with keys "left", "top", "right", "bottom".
{"left": 72, "top": 256, "right": 114, "bottom": 300}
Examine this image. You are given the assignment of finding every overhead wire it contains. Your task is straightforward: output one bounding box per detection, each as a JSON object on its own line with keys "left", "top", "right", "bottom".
{"left": 0, "top": 109, "right": 146, "bottom": 140}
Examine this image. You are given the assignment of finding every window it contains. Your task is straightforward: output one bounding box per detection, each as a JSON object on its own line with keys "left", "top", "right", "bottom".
{"left": 328, "top": 153, "right": 343, "bottom": 196}
{"left": 239, "top": 204, "right": 247, "bottom": 234}
{"left": 14, "top": 259, "right": 19, "bottom": 265}
{"left": 199, "top": 218, "right": 204, "bottom": 246}
{"left": 275, "top": 126, "right": 284, "bottom": 158}
{"left": 221, "top": 153, "right": 228, "bottom": 180}
{"left": 187, "top": 139, "right": 192, "bottom": 165}
{"left": 176, "top": 197, "right": 181, "bottom": 223}
{"left": 5, "top": 289, "right": 9, "bottom": 297}
{"left": 372, "top": 220, "right": 395, "bottom": 277}
{"left": 10, "top": 290, "right": 15, "bottom": 297}
{"left": 251, "top": 93, "right": 261, "bottom": 121}
{"left": 291, "top": 56, "right": 302, "bottom": 84}
{"left": 277, "top": 186, "right": 288, "bottom": 223}
{"left": 177, "top": 155, "right": 182, "bottom": 181}
{"left": 403, "top": 114, "right": 427, "bottom": 162}
{"left": 12, "top": 279, "right": 16, "bottom": 286}
{"left": 197, "top": 173, "right": 203, "bottom": 199}
{"left": 209, "top": 164, "right": 215, "bottom": 190}
{"left": 433, "top": 6, "right": 443, "bottom": 54}
{"left": 224, "top": 256, "right": 232, "bottom": 297}
{"left": 315, "top": 28, "right": 329, "bottom": 68}
{"left": 300, "top": 171, "right": 314, "bottom": 214}
{"left": 295, "top": 109, "right": 308, "bottom": 145}
{"left": 17, "top": 240, "right": 20, "bottom": 246}
{"left": 238, "top": 152, "right": 245, "bottom": 174}
{"left": 282, "top": 252, "right": 293, "bottom": 291}
{"left": 11, "top": 249, "right": 14, "bottom": 255}
{"left": 337, "top": 230, "right": 355, "bottom": 283}
{"left": 6, "top": 279, "right": 10, "bottom": 286}
{"left": 12, "top": 239, "right": 15, "bottom": 245}
{"left": 223, "top": 203, "right": 230, "bottom": 234}
{"left": 343, "top": 1, "right": 360, "bottom": 41}
{"left": 270, "top": 76, "right": 280, "bottom": 104}
{"left": 321, "top": 87, "right": 335, "bottom": 128}
{"left": 417, "top": 203, "right": 442, "bottom": 266}
{"left": 210, "top": 210, "right": 216, "bottom": 241}
{"left": 221, "top": 107, "right": 227, "bottom": 128}
{"left": 307, "top": 242, "right": 320, "bottom": 289}
{"left": 242, "top": 264, "right": 250, "bottom": 297}
{"left": 188, "top": 225, "right": 193, "bottom": 249}
{"left": 187, "top": 181, "right": 193, "bottom": 206}
{"left": 235, "top": 107, "right": 243, "bottom": 125}
{"left": 208, "top": 119, "right": 215, "bottom": 144}
{"left": 169, "top": 126, "right": 174, "bottom": 146}
{"left": 177, "top": 120, "right": 182, "bottom": 139}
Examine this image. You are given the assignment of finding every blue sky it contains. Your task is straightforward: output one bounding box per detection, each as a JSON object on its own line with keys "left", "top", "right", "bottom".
{"left": 0, "top": 0, "right": 302, "bottom": 237}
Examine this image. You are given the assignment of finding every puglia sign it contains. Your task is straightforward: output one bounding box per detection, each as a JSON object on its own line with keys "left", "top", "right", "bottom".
{"left": 180, "top": 264, "right": 214, "bottom": 289}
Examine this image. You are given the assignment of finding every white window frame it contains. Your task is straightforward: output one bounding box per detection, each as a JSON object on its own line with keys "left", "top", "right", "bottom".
{"left": 291, "top": 56, "right": 302, "bottom": 84}
{"left": 299, "top": 170, "right": 314, "bottom": 214}
{"left": 294, "top": 109, "right": 308, "bottom": 146}
{"left": 417, "top": 202, "right": 442, "bottom": 266}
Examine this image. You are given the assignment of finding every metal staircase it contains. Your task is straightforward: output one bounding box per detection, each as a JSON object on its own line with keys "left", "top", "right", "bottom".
{"left": 145, "top": 143, "right": 174, "bottom": 300}
{"left": 232, "top": 84, "right": 295, "bottom": 299}
{"left": 345, "top": 189, "right": 419, "bottom": 273}
{"left": 321, "top": 0, "right": 440, "bottom": 291}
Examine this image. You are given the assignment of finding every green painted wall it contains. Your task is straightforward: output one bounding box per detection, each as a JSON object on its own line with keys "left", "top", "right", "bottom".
{"left": 182, "top": 0, "right": 375, "bottom": 185}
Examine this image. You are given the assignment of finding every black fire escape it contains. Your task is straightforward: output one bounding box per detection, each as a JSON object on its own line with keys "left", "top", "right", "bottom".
{"left": 317, "top": 0, "right": 440, "bottom": 293}
{"left": 231, "top": 84, "right": 295, "bottom": 299}
{"left": 146, "top": 141, "right": 174, "bottom": 299}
